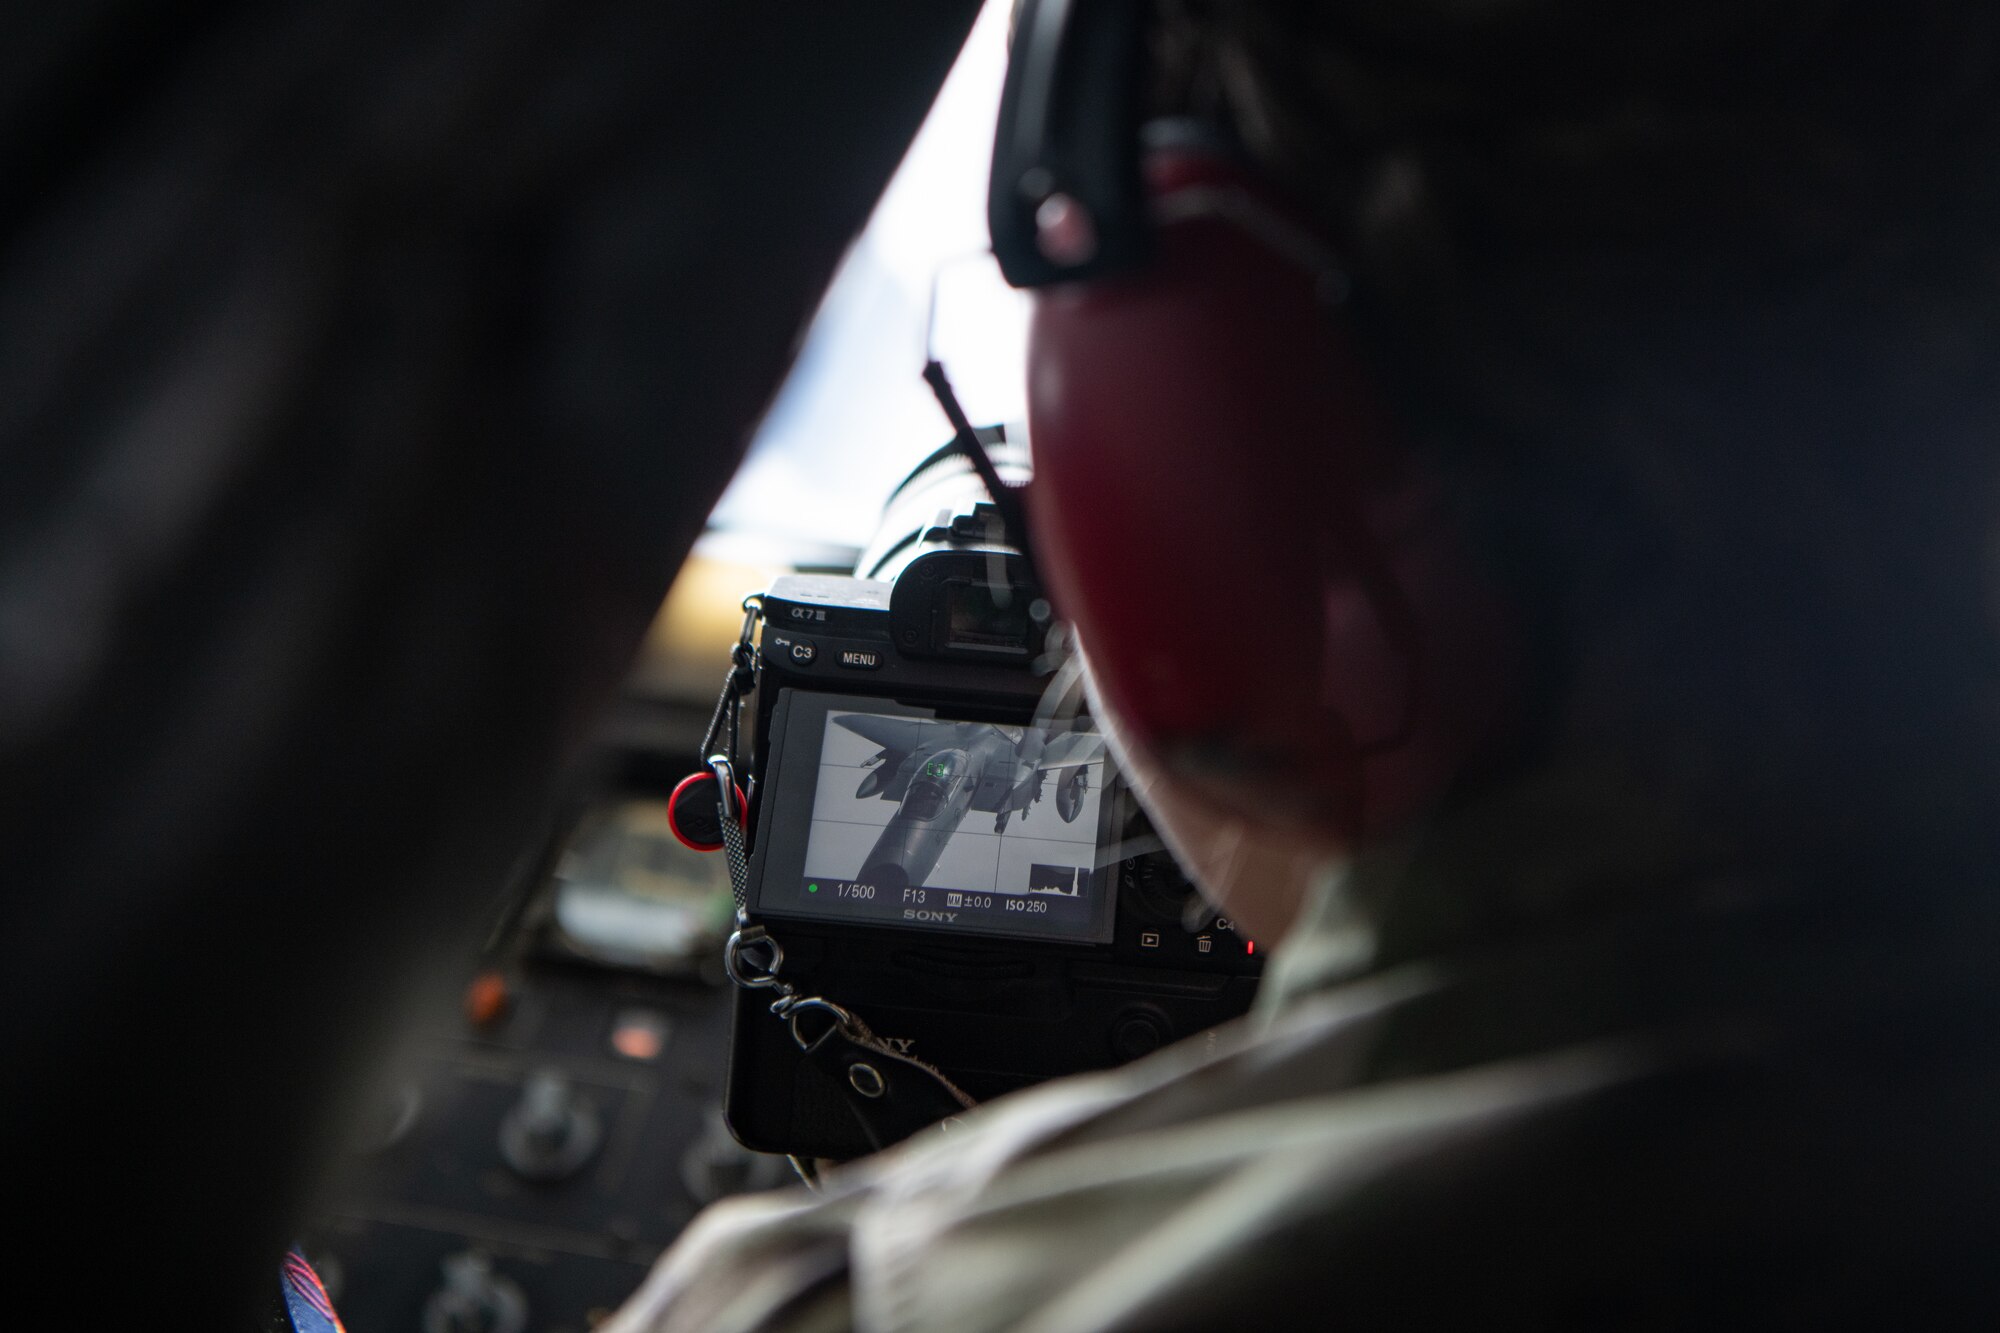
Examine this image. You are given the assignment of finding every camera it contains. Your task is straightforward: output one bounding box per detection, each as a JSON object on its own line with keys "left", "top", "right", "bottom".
{"left": 718, "top": 433, "right": 1261, "bottom": 1162}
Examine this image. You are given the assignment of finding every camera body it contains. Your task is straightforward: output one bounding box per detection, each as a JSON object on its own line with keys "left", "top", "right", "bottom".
{"left": 724, "top": 535, "right": 1261, "bottom": 1162}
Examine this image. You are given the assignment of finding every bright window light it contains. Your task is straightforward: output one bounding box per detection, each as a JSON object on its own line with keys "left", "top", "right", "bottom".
{"left": 707, "top": 2, "right": 1027, "bottom": 552}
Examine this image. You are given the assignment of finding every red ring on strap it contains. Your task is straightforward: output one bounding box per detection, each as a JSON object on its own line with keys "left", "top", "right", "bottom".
{"left": 667, "top": 772, "right": 748, "bottom": 852}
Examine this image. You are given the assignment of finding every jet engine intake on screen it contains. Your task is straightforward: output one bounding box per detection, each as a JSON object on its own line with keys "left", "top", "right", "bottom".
{"left": 816, "top": 711, "right": 1104, "bottom": 893}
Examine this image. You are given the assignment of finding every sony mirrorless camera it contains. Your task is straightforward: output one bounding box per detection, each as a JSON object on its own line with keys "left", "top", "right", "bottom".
{"left": 723, "top": 437, "right": 1261, "bottom": 1162}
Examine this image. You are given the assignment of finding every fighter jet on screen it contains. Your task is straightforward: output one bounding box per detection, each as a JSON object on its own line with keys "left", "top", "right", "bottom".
{"left": 833, "top": 714, "right": 1104, "bottom": 891}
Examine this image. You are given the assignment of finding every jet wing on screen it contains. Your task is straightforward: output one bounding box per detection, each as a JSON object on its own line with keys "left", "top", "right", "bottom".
{"left": 832, "top": 713, "right": 941, "bottom": 755}
{"left": 1033, "top": 730, "right": 1105, "bottom": 772}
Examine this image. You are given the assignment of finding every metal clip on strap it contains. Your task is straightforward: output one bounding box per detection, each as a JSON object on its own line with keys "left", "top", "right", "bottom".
{"left": 725, "top": 926, "right": 787, "bottom": 991}
{"left": 709, "top": 756, "right": 740, "bottom": 822}
{"left": 779, "top": 996, "right": 856, "bottom": 1050}
{"left": 710, "top": 754, "right": 752, "bottom": 917}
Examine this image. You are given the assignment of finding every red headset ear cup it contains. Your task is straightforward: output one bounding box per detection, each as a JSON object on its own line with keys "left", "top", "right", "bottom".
{"left": 1023, "top": 150, "right": 1511, "bottom": 840}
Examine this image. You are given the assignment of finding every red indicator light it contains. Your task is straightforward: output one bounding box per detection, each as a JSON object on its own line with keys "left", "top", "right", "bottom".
{"left": 1246, "top": 940, "right": 1256, "bottom": 956}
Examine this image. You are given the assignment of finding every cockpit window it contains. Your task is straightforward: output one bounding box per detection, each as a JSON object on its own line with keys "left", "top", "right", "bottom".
{"left": 704, "top": 2, "right": 1022, "bottom": 550}
{"left": 905, "top": 750, "right": 968, "bottom": 820}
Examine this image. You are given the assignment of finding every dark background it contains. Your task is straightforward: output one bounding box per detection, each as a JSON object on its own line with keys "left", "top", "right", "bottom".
{"left": 0, "top": 2, "right": 979, "bottom": 1318}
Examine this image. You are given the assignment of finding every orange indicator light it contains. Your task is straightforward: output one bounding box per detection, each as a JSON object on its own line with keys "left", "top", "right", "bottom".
{"left": 465, "top": 971, "right": 509, "bottom": 1028}
{"left": 610, "top": 1009, "right": 670, "bottom": 1061}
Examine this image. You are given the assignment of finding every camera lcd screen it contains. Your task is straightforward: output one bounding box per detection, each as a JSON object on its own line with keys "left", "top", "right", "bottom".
{"left": 752, "top": 691, "right": 1117, "bottom": 944}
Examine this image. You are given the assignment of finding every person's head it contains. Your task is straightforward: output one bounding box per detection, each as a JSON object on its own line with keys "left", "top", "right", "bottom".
{"left": 1014, "top": 1, "right": 2000, "bottom": 943}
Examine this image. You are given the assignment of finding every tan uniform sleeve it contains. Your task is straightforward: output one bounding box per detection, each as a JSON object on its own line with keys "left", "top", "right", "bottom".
{"left": 598, "top": 1182, "right": 864, "bottom": 1333}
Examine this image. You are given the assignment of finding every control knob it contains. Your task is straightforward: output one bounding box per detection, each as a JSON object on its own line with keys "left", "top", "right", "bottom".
{"left": 497, "top": 1071, "right": 601, "bottom": 1183}
{"left": 421, "top": 1251, "right": 527, "bottom": 1333}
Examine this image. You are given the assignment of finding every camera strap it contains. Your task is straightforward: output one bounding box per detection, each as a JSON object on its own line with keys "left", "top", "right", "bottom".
{"left": 724, "top": 925, "right": 977, "bottom": 1153}
{"left": 697, "top": 599, "right": 980, "bottom": 1155}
